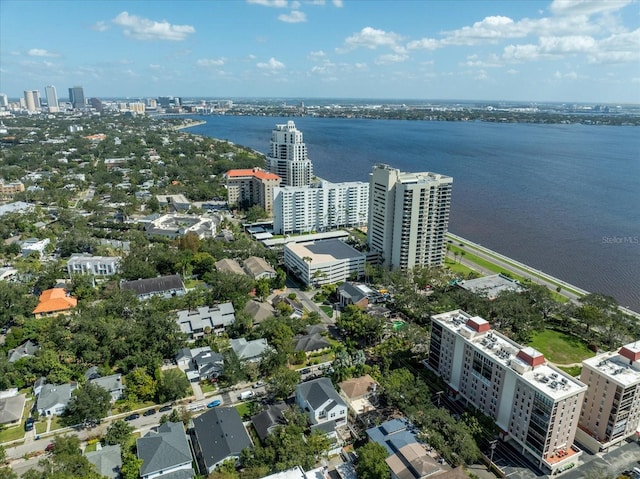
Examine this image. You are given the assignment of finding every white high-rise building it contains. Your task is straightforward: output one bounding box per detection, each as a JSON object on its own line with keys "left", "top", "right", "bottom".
{"left": 266, "top": 121, "right": 313, "bottom": 187}
{"left": 428, "top": 310, "right": 587, "bottom": 475}
{"left": 45, "top": 85, "right": 58, "bottom": 112}
{"left": 23, "top": 90, "right": 40, "bottom": 112}
{"left": 367, "top": 164, "right": 452, "bottom": 269}
{"left": 273, "top": 180, "right": 369, "bottom": 234}
{"left": 0, "top": 94, "right": 8, "bottom": 108}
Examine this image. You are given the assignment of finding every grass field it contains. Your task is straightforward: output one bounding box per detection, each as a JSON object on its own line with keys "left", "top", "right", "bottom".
{"left": 0, "top": 425, "right": 24, "bottom": 443}
{"left": 235, "top": 402, "right": 252, "bottom": 419}
{"left": 320, "top": 305, "right": 333, "bottom": 316}
{"left": 528, "top": 329, "right": 595, "bottom": 365}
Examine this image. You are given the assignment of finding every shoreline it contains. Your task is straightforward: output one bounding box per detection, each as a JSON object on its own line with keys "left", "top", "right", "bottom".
{"left": 171, "top": 120, "right": 207, "bottom": 131}
{"left": 448, "top": 232, "right": 640, "bottom": 319}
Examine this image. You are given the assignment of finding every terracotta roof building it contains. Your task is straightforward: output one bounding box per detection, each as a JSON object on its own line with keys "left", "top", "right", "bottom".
{"left": 33, "top": 288, "right": 77, "bottom": 318}
{"left": 225, "top": 168, "right": 281, "bottom": 214}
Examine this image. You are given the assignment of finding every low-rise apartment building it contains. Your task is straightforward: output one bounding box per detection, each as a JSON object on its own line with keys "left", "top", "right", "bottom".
{"left": 577, "top": 341, "right": 640, "bottom": 452}
{"left": 66, "top": 253, "right": 120, "bottom": 277}
{"left": 284, "top": 239, "right": 365, "bottom": 287}
{"left": 427, "top": 310, "right": 587, "bottom": 476}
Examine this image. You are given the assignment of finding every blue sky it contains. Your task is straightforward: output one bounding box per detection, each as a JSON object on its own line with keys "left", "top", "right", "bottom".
{"left": 1, "top": 0, "right": 638, "bottom": 103}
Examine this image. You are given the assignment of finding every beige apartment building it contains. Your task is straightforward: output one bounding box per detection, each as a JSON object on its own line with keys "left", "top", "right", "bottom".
{"left": 0, "top": 180, "right": 25, "bottom": 200}
{"left": 577, "top": 341, "right": 640, "bottom": 452}
{"left": 428, "top": 310, "right": 587, "bottom": 476}
{"left": 225, "top": 168, "right": 281, "bottom": 214}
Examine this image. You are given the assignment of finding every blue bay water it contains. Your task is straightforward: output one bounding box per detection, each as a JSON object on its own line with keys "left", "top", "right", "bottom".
{"left": 188, "top": 116, "right": 640, "bottom": 312}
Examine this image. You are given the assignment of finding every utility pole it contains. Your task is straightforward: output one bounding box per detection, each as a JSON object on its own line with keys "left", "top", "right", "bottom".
{"left": 435, "top": 390, "right": 443, "bottom": 407}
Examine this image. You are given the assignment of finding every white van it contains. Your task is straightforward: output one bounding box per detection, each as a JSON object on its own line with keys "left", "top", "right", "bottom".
{"left": 238, "top": 390, "right": 255, "bottom": 401}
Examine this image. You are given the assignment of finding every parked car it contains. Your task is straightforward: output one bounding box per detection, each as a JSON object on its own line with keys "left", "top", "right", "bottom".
{"left": 158, "top": 405, "right": 172, "bottom": 413}
{"left": 124, "top": 413, "right": 140, "bottom": 421}
{"left": 207, "top": 399, "right": 221, "bottom": 408}
{"left": 45, "top": 442, "right": 55, "bottom": 452}
{"left": 252, "top": 381, "right": 265, "bottom": 389}
{"left": 143, "top": 408, "right": 156, "bottom": 416}
{"left": 238, "top": 391, "right": 255, "bottom": 400}
{"left": 300, "top": 368, "right": 311, "bottom": 374}
{"left": 24, "top": 417, "right": 35, "bottom": 431}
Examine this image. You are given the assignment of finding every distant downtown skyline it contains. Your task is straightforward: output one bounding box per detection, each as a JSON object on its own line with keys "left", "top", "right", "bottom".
{"left": 1, "top": 0, "right": 638, "bottom": 103}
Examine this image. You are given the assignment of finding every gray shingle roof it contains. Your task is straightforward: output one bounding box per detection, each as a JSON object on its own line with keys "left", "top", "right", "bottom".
{"left": 36, "top": 383, "right": 76, "bottom": 412}
{"left": 89, "top": 374, "right": 124, "bottom": 394}
{"left": 296, "top": 377, "right": 346, "bottom": 411}
{"left": 137, "top": 421, "right": 193, "bottom": 477}
{"left": 120, "top": 274, "right": 185, "bottom": 296}
{"left": 250, "top": 402, "right": 288, "bottom": 443}
{"left": 8, "top": 340, "right": 39, "bottom": 363}
{"left": 0, "top": 393, "right": 26, "bottom": 424}
{"left": 229, "top": 338, "right": 269, "bottom": 361}
{"left": 293, "top": 333, "right": 331, "bottom": 353}
{"left": 243, "top": 256, "right": 276, "bottom": 278}
{"left": 86, "top": 444, "right": 122, "bottom": 479}
{"left": 192, "top": 407, "right": 252, "bottom": 472}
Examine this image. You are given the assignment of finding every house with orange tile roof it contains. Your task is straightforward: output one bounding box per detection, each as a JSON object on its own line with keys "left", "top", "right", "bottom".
{"left": 225, "top": 168, "right": 281, "bottom": 214}
{"left": 32, "top": 288, "right": 77, "bottom": 318}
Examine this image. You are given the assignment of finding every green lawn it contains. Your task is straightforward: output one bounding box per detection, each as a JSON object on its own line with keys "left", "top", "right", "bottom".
{"left": 35, "top": 420, "right": 47, "bottom": 434}
{"left": 528, "top": 329, "right": 595, "bottom": 365}
{"left": 200, "top": 382, "right": 218, "bottom": 394}
{"left": 320, "top": 305, "right": 333, "bottom": 316}
{"left": 0, "top": 425, "right": 24, "bottom": 443}
{"left": 443, "top": 258, "right": 479, "bottom": 278}
{"left": 49, "top": 416, "right": 64, "bottom": 431}
{"left": 84, "top": 442, "right": 98, "bottom": 453}
{"left": 235, "top": 402, "right": 252, "bottom": 419}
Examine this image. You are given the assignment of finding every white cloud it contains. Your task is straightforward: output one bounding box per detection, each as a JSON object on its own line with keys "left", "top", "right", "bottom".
{"left": 507, "top": 68, "right": 519, "bottom": 74}
{"left": 340, "top": 27, "right": 406, "bottom": 53}
{"left": 247, "top": 0, "right": 288, "bottom": 7}
{"left": 257, "top": 57, "right": 285, "bottom": 70}
{"left": 278, "top": 10, "right": 307, "bottom": 22}
{"left": 539, "top": 35, "right": 596, "bottom": 53}
{"left": 92, "top": 21, "right": 109, "bottom": 32}
{"left": 550, "top": 0, "right": 632, "bottom": 16}
{"left": 112, "top": 12, "right": 195, "bottom": 41}
{"left": 27, "top": 48, "right": 59, "bottom": 57}
{"left": 406, "top": 37, "right": 440, "bottom": 50}
{"left": 375, "top": 53, "right": 408, "bottom": 65}
{"left": 309, "top": 50, "right": 326, "bottom": 60}
{"left": 197, "top": 58, "right": 227, "bottom": 67}
{"left": 588, "top": 28, "right": 640, "bottom": 63}
{"left": 332, "top": 0, "right": 343, "bottom": 6}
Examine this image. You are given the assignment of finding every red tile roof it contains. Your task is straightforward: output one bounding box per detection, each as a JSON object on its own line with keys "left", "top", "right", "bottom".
{"left": 33, "top": 288, "right": 77, "bottom": 315}
{"left": 226, "top": 168, "right": 280, "bottom": 181}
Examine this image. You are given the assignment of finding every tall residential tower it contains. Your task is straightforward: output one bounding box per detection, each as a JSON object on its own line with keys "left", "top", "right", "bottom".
{"left": 23, "top": 90, "right": 40, "bottom": 112}
{"left": 68, "top": 86, "right": 85, "bottom": 109}
{"left": 266, "top": 121, "right": 313, "bottom": 187}
{"left": 428, "top": 310, "right": 587, "bottom": 475}
{"left": 367, "top": 164, "right": 452, "bottom": 269}
{"left": 577, "top": 341, "right": 640, "bottom": 452}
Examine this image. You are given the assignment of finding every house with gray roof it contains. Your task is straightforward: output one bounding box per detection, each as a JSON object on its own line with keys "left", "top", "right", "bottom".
{"left": 120, "top": 274, "right": 186, "bottom": 300}
{"left": 293, "top": 331, "right": 331, "bottom": 356}
{"left": 36, "top": 383, "right": 77, "bottom": 416}
{"left": 243, "top": 300, "right": 275, "bottom": 324}
{"left": 89, "top": 374, "right": 125, "bottom": 402}
{"left": 191, "top": 407, "right": 253, "bottom": 474}
{"left": 337, "top": 282, "right": 376, "bottom": 308}
{"left": 137, "top": 421, "right": 194, "bottom": 479}
{"left": 86, "top": 444, "right": 122, "bottom": 479}
{"left": 215, "top": 258, "right": 246, "bottom": 276}
{"left": 8, "top": 340, "right": 39, "bottom": 363}
{"left": 243, "top": 256, "right": 276, "bottom": 280}
{"left": 176, "top": 303, "right": 235, "bottom": 339}
{"left": 176, "top": 347, "right": 224, "bottom": 382}
{"left": 295, "top": 377, "right": 347, "bottom": 430}
{"left": 229, "top": 338, "right": 270, "bottom": 362}
{"left": 0, "top": 390, "right": 27, "bottom": 426}
{"left": 251, "top": 402, "right": 288, "bottom": 443}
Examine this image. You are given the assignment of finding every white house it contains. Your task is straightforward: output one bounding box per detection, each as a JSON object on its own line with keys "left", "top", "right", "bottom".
{"left": 20, "top": 238, "right": 50, "bottom": 258}
{"left": 36, "top": 383, "right": 77, "bottom": 416}
{"left": 66, "top": 254, "right": 121, "bottom": 277}
{"left": 295, "top": 377, "right": 347, "bottom": 430}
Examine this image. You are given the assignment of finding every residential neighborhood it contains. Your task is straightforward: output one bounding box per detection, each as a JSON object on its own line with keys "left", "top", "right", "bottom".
{"left": 0, "top": 112, "right": 638, "bottom": 479}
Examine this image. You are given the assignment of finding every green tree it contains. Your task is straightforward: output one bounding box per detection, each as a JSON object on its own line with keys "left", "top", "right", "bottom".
{"left": 356, "top": 442, "right": 390, "bottom": 479}
{"left": 23, "top": 435, "right": 104, "bottom": 479}
{"left": 267, "top": 367, "right": 300, "bottom": 400}
{"left": 62, "top": 382, "right": 111, "bottom": 427}
{"left": 244, "top": 205, "right": 267, "bottom": 223}
{"left": 120, "top": 451, "right": 144, "bottom": 479}
{"left": 125, "top": 367, "right": 156, "bottom": 402}
{"left": 156, "top": 369, "right": 191, "bottom": 403}
{"left": 103, "top": 420, "right": 134, "bottom": 447}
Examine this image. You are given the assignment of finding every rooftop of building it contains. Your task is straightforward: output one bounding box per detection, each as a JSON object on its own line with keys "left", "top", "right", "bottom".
{"left": 226, "top": 168, "right": 280, "bottom": 181}
{"left": 285, "top": 239, "right": 364, "bottom": 264}
{"left": 582, "top": 340, "right": 640, "bottom": 386}
{"left": 432, "top": 309, "right": 586, "bottom": 400}
{"left": 457, "top": 274, "right": 524, "bottom": 300}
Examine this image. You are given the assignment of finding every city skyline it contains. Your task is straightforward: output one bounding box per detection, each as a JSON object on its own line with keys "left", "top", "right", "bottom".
{"left": 1, "top": 0, "right": 638, "bottom": 103}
